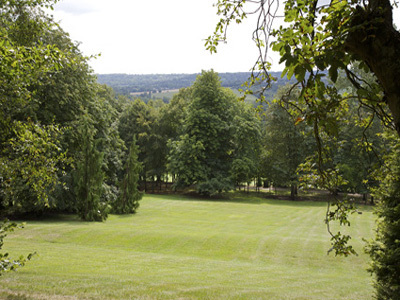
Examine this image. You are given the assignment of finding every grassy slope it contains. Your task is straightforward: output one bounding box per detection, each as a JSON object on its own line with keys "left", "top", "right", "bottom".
{"left": 1, "top": 194, "right": 374, "bottom": 299}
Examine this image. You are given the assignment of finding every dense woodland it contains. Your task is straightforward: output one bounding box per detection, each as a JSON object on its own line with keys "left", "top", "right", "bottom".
{"left": 1, "top": 0, "right": 400, "bottom": 298}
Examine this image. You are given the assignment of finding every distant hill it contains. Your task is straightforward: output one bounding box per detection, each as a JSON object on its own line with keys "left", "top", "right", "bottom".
{"left": 96, "top": 72, "right": 292, "bottom": 101}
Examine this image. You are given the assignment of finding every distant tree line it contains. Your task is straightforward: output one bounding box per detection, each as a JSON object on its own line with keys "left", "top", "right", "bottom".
{"left": 96, "top": 72, "right": 292, "bottom": 100}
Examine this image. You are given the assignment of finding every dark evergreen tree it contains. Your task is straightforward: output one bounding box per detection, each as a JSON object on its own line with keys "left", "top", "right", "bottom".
{"left": 74, "top": 115, "right": 107, "bottom": 221}
{"left": 113, "top": 135, "right": 143, "bottom": 214}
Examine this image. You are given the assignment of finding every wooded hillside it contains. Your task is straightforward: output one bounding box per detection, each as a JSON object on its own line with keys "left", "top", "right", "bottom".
{"left": 96, "top": 72, "right": 291, "bottom": 100}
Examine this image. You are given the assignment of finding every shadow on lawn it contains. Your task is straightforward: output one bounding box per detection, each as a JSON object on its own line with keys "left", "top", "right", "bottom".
{"left": 7, "top": 212, "right": 90, "bottom": 225}
{"left": 148, "top": 191, "right": 374, "bottom": 211}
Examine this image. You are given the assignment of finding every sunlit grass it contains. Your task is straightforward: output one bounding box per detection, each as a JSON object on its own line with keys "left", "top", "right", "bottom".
{"left": 0, "top": 193, "right": 375, "bottom": 299}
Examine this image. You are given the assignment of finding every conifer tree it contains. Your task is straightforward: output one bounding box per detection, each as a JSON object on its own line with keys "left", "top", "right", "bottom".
{"left": 114, "top": 135, "right": 143, "bottom": 214}
{"left": 74, "top": 115, "right": 107, "bottom": 221}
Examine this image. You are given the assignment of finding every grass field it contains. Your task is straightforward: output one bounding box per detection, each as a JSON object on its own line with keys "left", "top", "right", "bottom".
{"left": 0, "top": 193, "right": 375, "bottom": 299}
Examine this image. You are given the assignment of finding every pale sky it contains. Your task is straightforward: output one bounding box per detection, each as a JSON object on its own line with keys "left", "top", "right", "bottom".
{"left": 50, "top": 0, "right": 269, "bottom": 74}
{"left": 50, "top": 0, "right": 400, "bottom": 75}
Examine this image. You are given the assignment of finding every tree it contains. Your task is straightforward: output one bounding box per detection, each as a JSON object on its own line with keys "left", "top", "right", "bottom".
{"left": 262, "top": 101, "right": 311, "bottom": 196}
{"left": 0, "top": 0, "right": 66, "bottom": 212}
{"left": 157, "top": 88, "right": 191, "bottom": 187}
{"left": 144, "top": 100, "right": 169, "bottom": 190}
{"left": 118, "top": 98, "right": 155, "bottom": 191}
{"left": 231, "top": 101, "right": 262, "bottom": 190}
{"left": 168, "top": 70, "right": 237, "bottom": 195}
{"left": 207, "top": 0, "right": 400, "bottom": 296}
{"left": 259, "top": 85, "right": 315, "bottom": 197}
{"left": 0, "top": 0, "right": 129, "bottom": 217}
{"left": 113, "top": 135, "right": 143, "bottom": 214}
{"left": 74, "top": 114, "right": 107, "bottom": 222}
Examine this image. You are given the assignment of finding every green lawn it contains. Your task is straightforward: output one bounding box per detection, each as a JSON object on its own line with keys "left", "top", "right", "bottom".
{"left": 1, "top": 194, "right": 375, "bottom": 299}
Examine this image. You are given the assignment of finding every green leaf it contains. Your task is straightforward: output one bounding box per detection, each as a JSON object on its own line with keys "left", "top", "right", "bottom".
{"left": 329, "top": 66, "right": 338, "bottom": 83}
{"left": 295, "top": 66, "right": 306, "bottom": 82}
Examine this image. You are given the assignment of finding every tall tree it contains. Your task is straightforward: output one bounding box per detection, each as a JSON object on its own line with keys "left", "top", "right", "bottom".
{"left": 0, "top": 0, "right": 73, "bottom": 214}
{"left": 113, "top": 135, "right": 143, "bottom": 214}
{"left": 262, "top": 100, "right": 312, "bottom": 196}
{"left": 118, "top": 98, "right": 155, "bottom": 190}
{"left": 231, "top": 101, "right": 262, "bottom": 190}
{"left": 168, "top": 70, "right": 236, "bottom": 195}
{"left": 74, "top": 114, "right": 107, "bottom": 222}
{"left": 157, "top": 88, "right": 191, "bottom": 186}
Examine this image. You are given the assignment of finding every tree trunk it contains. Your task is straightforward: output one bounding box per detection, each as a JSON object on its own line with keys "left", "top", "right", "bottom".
{"left": 290, "top": 183, "right": 297, "bottom": 200}
{"left": 345, "top": 0, "right": 400, "bottom": 135}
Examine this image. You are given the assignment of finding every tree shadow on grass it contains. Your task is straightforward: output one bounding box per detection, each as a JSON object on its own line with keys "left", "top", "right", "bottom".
{"left": 148, "top": 191, "right": 325, "bottom": 207}
{"left": 146, "top": 191, "right": 375, "bottom": 212}
{"left": 7, "top": 212, "right": 90, "bottom": 226}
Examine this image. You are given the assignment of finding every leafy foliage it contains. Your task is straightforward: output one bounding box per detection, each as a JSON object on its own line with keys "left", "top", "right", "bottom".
{"left": 168, "top": 71, "right": 232, "bottom": 195}
{"left": 231, "top": 101, "right": 262, "bottom": 188}
{"left": 366, "top": 133, "right": 400, "bottom": 299}
{"left": 261, "top": 87, "right": 314, "bottom": 190}
{"left": 0, "top": 0, "right": 75, "bottom": 215}
{"left": 0, "top": 121, "right": 69, "bottom": 214}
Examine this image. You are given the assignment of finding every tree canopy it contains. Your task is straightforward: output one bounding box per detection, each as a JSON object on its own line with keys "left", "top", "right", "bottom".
{"left": 168, "top": 70, "right": 261, "bottom": 195}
